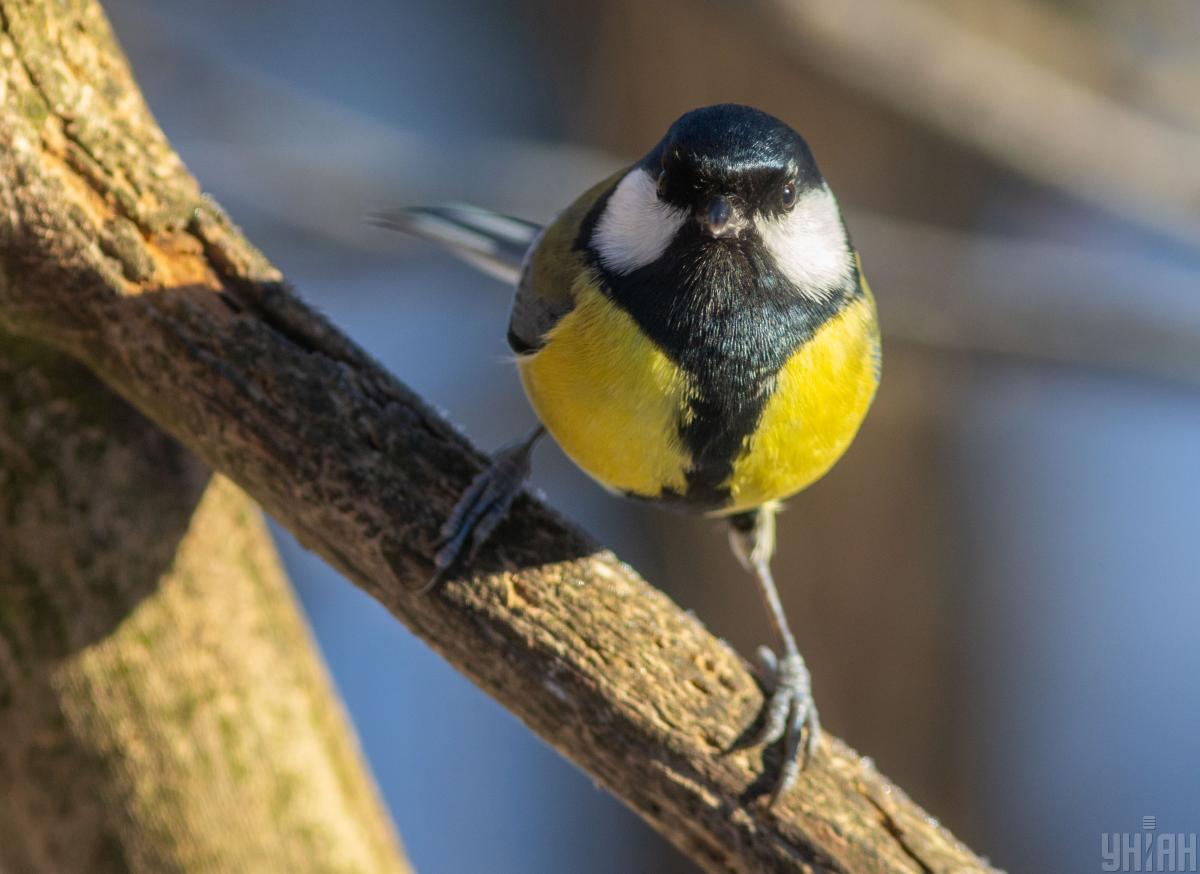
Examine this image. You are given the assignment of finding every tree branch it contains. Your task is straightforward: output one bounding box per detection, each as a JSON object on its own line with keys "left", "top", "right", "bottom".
{"left": 0, "top": 335, "right": 410, "bottom": 873}
{"left": 0, "top": 1, "right": 993, "bottom": 870}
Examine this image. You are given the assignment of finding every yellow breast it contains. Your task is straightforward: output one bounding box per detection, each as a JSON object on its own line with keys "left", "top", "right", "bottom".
{"left": 723, "top": 291, "right": 880, "bottom": 513}
{"left": 518, "top": 278, "right": 880, "bottom": 513}
{"left": 517, "top": 279, "right": 695, "bottom": 498}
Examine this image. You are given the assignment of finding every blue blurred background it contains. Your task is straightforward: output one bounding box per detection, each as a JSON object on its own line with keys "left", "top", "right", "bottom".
{"left": 103, "top": 1, "right": 1200, "bottom": 871}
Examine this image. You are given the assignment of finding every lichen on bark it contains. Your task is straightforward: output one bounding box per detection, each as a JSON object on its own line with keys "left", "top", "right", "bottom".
{"left": 0, "top": 335, "right": 410, "bottom": 872}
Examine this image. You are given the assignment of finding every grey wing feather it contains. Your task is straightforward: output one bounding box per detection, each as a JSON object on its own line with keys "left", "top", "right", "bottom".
{"left": 508, "top": 236, "right": 575, "bottom": 354}
{"left": 369, "top": 204, "right": 541, "bottom": 286}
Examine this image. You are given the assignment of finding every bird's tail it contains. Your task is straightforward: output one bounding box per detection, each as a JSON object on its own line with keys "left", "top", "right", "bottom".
{"left": 369, "top": 205, "right": 542, "bottom": 286}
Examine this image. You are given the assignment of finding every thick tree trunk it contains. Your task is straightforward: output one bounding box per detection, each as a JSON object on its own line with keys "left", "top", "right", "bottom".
{"left": 0, "top": 1, "right": 994, "bottom": 871}
{"left": 0, "top": 336, "right": 409, "bottom": 872}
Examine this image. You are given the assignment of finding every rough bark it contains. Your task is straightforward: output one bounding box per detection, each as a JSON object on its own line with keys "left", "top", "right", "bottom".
{"left": 0, "top": 336, "right": 409, "bottom": 872}
{"left": 0, "top": 1, "right": 995, "bottom": 871}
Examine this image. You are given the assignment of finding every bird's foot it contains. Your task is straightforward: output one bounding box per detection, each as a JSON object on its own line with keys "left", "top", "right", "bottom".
{"left": 423, "top": 428, "right": 542, "bottom": 593}
{"left": 738, "top": 646, "right": 821, "bottom": 805}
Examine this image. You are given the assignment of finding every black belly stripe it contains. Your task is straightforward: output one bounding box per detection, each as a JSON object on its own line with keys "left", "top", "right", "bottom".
{"left": 577, "top": 202, "right": 861, "bottom": 510}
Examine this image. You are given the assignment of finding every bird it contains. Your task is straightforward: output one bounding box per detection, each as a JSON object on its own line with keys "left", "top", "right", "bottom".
{"left": 371, "top": 103, "right": 881, "bottom": 804}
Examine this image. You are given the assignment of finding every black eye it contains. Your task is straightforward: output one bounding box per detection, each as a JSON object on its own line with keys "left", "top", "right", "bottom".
{"left": 656, "top": 171, "right": 668, "bottom": 199}
{"left": 781, "top": 180, "right": 798, "bottom": 209}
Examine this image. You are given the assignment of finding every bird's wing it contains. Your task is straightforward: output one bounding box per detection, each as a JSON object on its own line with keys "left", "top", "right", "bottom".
{"left": 507, "top": 170, "right": 627, "bottom": 352}
{"left": 369, "top": 204, "right": 540, "bottom": 286}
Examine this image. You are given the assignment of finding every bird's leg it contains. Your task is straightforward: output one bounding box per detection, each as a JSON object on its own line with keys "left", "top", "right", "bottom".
{"left": 728, "top": 503, "right": 820, "bottom": 804}
{"left": 424, "top": 425, "right": 546, "bottom": 592}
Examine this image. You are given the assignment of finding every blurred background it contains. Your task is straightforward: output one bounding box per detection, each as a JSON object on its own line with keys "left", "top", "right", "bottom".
{"left": 100, "top": 1, "right": 1200, "bottom": 871}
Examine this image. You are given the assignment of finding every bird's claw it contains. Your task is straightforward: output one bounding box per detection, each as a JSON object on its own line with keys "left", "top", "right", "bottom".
{"left": 423, "top": 433, "right": 539, "bottom": 593}
{"left": 741, "top": 647, "right": 821, "bottom": 805}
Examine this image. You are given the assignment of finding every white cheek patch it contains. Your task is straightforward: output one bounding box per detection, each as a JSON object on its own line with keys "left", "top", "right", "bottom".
{"left": 592, "top": 168, "right": 688, "bottom": 274}
{"left": 755, "top": 185, "right": 854, "bottom": 299}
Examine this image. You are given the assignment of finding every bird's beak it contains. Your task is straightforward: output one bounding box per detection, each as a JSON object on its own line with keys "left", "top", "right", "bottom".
{"left": 697, "top": 194, "right": 743, "bottom": 239}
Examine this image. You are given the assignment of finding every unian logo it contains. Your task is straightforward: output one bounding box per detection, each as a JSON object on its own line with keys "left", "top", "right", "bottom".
{"left": 1102, "top": 817, "right": 1198, "bottom": 872}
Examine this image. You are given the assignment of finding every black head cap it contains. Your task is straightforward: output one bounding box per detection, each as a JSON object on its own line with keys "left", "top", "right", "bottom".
{"left": 641, "top": 104, "right": 823, "bottom": 219}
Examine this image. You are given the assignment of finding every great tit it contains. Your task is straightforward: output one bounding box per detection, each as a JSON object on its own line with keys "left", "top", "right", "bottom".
{"left": 373, "top": 103, "right": 881, "bottom": 804}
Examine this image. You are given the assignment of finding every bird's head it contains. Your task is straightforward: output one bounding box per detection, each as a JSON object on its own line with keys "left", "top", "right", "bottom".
{"left": 589, "top": 104, "right": 854, "bottom": 300}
